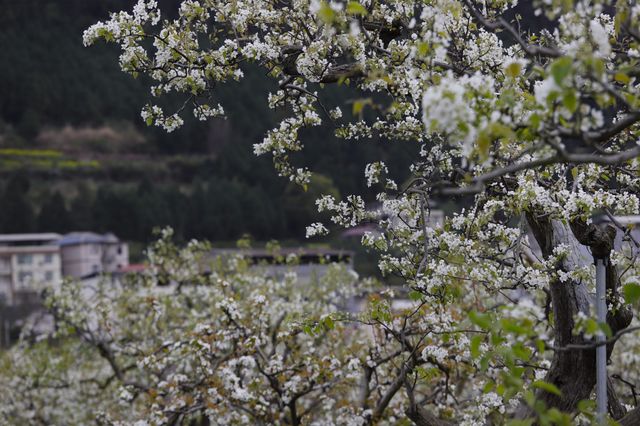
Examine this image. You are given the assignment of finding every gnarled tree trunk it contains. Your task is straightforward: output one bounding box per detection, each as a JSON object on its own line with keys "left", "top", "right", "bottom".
{"left": 524, "top": 214, "right": 633, "bottom": 418}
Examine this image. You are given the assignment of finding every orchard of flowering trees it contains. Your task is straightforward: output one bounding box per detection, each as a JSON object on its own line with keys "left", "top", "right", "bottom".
{"left": 3, "top": 0, "right": 640, "bottom": 424}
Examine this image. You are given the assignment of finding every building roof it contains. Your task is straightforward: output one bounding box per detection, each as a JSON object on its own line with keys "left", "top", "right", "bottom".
{"left": 56, "top": 232, "right": 120, "bottom": 247}
{"left": 0, "top": 233, "right": 61, "bottom": 245}
{"left": 0, "top": 245, "right": 60, "bottom": 254}
{"left": 117, "top": 263, "right": 147, "bottom": 273}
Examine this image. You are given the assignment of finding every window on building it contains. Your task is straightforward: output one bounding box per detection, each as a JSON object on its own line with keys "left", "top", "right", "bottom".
{"left": 17, "top": 254, "right": 33, "bottom": 265}
{"left": 92, "top": 245, "right": 100, "bottom": 254}
{"left": 18, "top": 272, "right": 33, "bottom": 284}
{"left": 45, "top": 271, "right": 54, "bottom": 282}
{"left": 43, "top": 254, "right": 53, "bottom": 264}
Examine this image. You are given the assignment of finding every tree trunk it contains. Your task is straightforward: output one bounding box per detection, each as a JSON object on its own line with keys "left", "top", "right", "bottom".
{"left": 407, "top": 214, "right": 634, "bottom": 425}
{"left": 619, "top": 405, "right": 640, "bottom": 425}
{"left": 405, "top": 404, "right": 452, "bottom": 426}
{"left": 524, "top": 214, "right": 633, "bottom": 416}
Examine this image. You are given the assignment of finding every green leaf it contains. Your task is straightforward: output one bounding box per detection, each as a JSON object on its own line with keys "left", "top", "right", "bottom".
{"left": 550, "top": 57, "right": 573, "bottom": 85}
{"left": 577, "top": 398, "right": 596, "bottom": 413}
{"left": 546, "top": 408, "right": 572, "bottom": 425}
{"left": 532, "top": 380, "right": 562, "bottom": 396}
{"left": 623, "top": 283, "right": 640, "bottom": 304}
{"left": 346, "top": 1, "right": 368, "bottom": 15}
{"left": 470, "top": 335, "right": 483, "bottom": 358}
{"left": 584, "top": 318, "right": 599, "bottom": 336}
{"left": 317, "top": 2, "right": 335, "bottom": 23}
{"left": 512, "top": 343, "right": 532, "bottom": 361}
{"left": 505, "top": 62, "right": 523, "bottom": 79}
{"left": 615, "top": 9, "right": 628, "bottom": 36}
{"left": 562, "top": 90, "right": 578, "bottom": 113}
{"left": 523, "top": 389, "right": 536, "bottom": 407}
{"left": 476, "top": 123, "right": 514, "bottom": 161}
{"left": 599, "top": 322, "right": 613, "bottom": 338}
{"left": 571, "top": 167, "right": 579, "bottom": 179}
{"left": 501, "top": 318, "right": 528, "bottom": 335}
{"left": 477, "top": 130, "right": 491, "bottom": 161}
{"left": 469, "top": 311, "right": 492, "bottom": 330}
{"left": 323, "top": 316, "right": 334, "bottom": 330}
{"left": 529, "top": 113, "right": 541, "bottom": 129}
{"left": 614, "top": 72, "right": 631, "bottom": 85}
{"left": 480, "top": 354, "right": 490, "bottom": 371}
{"left": 352, "top": 98, "right": 371, "bottom": 116}
{"left": 408, "top": 290, "right": 423, "bottom": 301}
{"left": 417, "top": 42, "right": 430, "bottom": 57}
{"left": 592, "top": 58, "right": 605, "bottom": 78}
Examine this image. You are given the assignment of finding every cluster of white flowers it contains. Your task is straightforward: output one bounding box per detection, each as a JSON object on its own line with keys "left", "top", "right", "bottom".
{"left": 422, "top": 72, "right": 495, "bottom": 157}
{"left": 305, "top": 222, "right": 329, "bottom": 238}
{"left": 316, "top": 194, "right": 368, "bottom": 227}
{"left": 421, "top": 345, "right": 449, "bottom": 363}
{"left": 140, "top": 104, "right": 184, "bottom": 132}
{"left": 364, "top": 161, "right": 388, "bottom": 187}
{"left": 193, "top": 103, "right": 225, "bottom": 121}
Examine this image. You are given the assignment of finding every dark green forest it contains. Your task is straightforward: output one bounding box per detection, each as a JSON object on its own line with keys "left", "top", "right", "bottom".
{"left": 0, "top": 0, "right": 416, "bottom": 245}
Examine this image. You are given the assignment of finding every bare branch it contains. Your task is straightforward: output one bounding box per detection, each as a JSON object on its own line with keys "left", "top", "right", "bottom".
{"left": 551, "top": 326, "right": 640, "bottom": 352}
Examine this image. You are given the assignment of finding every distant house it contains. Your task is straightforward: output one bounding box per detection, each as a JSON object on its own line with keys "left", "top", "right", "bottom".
{"left": 0, "top": 233, "right": 62, "bottom": 306}
{"left": 56, "top": 232, "right": 129, "bottom": 278}
{"left": 0, "top": 231, "right": 129, "bottom": 347}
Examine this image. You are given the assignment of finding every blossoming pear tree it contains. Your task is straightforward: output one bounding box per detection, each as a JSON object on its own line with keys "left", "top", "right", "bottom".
{"left": 5, "top": 0, "right": 640, "bottom": 424}
{"left": 1, "top": 232, "right": 389, "bottom": 425}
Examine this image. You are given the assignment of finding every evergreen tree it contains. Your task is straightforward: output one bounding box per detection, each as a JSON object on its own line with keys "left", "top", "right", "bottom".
{"left": 37, "top": 191, "right": 71, "bottom": 232}
{"left": 68, "top": 182, "right": 95, "bottom": 232}
{"left": 0, "top": 174, "right": 35, "bottom": 233}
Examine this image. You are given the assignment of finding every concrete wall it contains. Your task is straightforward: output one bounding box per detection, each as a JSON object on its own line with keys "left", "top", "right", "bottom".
{"left": 61, "top": 242, "right": 129, "bottom": 278}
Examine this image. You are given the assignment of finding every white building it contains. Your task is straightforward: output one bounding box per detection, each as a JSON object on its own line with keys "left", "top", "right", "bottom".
{"left": 57, "top": 232, "right": 129, "bottom": 278}
{"left": 0, "top": 233, "right": 62, "bottom": 306}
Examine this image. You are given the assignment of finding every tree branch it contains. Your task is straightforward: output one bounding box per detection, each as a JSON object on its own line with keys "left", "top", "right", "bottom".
{"left": 435, "top": 145, "right": 640, "bottom": 196}
{"left": 280, "top": 45, "right": 364, "bottom": 83}
{"left": 405, "top": 404, "right": 452, "bottom": 426}
{"left": 608, "top": 376, "right": 627, "bottom": 420}
{"left": 460, "top": 0, "right": 560, "bottom": 58}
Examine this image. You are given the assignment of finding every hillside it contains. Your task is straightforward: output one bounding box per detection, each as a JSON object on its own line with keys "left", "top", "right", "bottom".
{"left": 0, "top": 0, "right": 416, "bottom": 246}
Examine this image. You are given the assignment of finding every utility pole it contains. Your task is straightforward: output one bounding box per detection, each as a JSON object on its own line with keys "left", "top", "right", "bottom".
{"left": 595, "top": 257, "right": 607, "bottom": 424}
{"left": 582, "top": 220, "right": 618, "bottom": 425}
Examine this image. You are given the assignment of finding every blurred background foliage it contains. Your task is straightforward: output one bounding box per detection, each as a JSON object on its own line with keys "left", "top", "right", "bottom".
{"left": 0, "top": 0, "right": 418, "bottom": 273}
